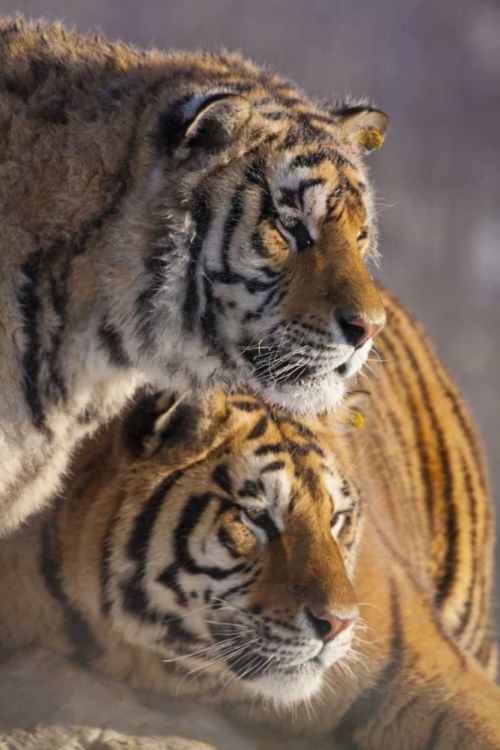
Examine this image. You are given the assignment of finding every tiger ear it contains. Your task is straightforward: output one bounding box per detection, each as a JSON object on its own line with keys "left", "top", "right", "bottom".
{"left": 331, "top": 103, "right": 389, "bottom": 153}
{"left": 121, "top": 391, "right": 200, "bottom": 458}
{"left": 154, "top": 91, "right": 251, "bottom": 160}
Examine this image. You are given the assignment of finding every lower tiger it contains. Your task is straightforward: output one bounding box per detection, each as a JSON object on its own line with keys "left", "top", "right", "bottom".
{"left": 0, "top": 290, "right": 498, "bottom": 749}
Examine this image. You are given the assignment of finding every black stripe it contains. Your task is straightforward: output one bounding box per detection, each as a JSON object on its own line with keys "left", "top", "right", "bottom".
{"left": 381, "top": 328, "right": 434, "bottom": 528}
{"left": 254, "top": 442, "right": 284, "bottom": 456}
{"left": 250, "top": 230, "right": 272, "bottom": 259}
{"left": 122, "top": 471, "right": 186, "bottom": 615}
{"left": 18, "top": 249, "right": 50, "bottom": 435}
{"left": 127, "top": 470, "right": 184, "bottom": 564}
{"left": 212, "top": 464, "right": 233, "bottom": 495}
{"left": 157, "top": 493, "right": 247, "bottom": 601}
{"left": 46, "top": 242, "right": 71, "bottom": 403}
{"left": 397, "top": 335, "right": 457, "bottom": 608}
{"left": 244, "top": 281, "right": 288, "bottom": 322}
{"left": 260, "top": 460, "right": 286, "bottom": 473}
{"left": 99, "top": 317, "right": 131, "bottom": 367}
{"left": 247, "top": 510, "right": 280, "bottom": 541}
{"left": 453, "top": 454, "right": 478, "bottom": 639}
{"left": 217, "top": 527, "right": 243, "bottom": 559}
{"left": 200, "top": 268, "right": 228, "bottom": 362}
{"left": 183, "top": 188, "right": 212, "bottom": 331}
{"left": 272, "top": 410, "right": 326, "bottom": 449}
{"left": 40, "top": 502, "right": 103, "bottom": 666}
{"left": 247, "top": 416, "right": 268, "bottom": 440}
{"left": 206, "top": 265, "right": 278, "bottom": 295}
{"left": 387, "top": 291, "right": 488, "bottom": 495}
{"left": 221, "top": 185, "right": 246, "bottom": 274}
{"left": 426, "top": 711, "right": 447, "bottom": 749}
{"left": 219, "top": 566, "right": 261, "bottom": 600}
{"left": 99, "top": 512, "right": 117, "bottom": 618}
{"left": 238, "top": 479, "right": 265, "bottom": 499}
{"left": 231, "top": 400, "right": 263, "bottom": 412}
{"left": 290, "top": 148, "right": 352, "bottom": 170}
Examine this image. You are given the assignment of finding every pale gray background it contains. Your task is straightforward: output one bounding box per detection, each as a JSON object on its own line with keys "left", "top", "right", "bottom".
{"left": 1, "top": 0, "right": 499, "bottom": 621}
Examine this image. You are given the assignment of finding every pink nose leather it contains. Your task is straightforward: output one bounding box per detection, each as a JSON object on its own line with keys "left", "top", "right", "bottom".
{"left": 317, "top": 613, "right": 356, "bottom": 641}
{"left": 348, "top": 317, "right": 385, "bottom": 348}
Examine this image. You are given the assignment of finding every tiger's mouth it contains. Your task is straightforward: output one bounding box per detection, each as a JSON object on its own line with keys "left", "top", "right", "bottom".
{"left": 234, "top": 333, "right": 373, "bottom": 413}
{"left": 209, "top": 626, "right": 328, "bottom": 684}
{"left": 291, "top": 361, "right": 350, "bottom": 386}
{"left": 239, "top": 343, "right": 355, "bottom": 387}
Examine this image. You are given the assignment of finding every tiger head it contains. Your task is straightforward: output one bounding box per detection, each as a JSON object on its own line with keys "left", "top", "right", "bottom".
{"left": 107, "top": 53, "right": 388, "bottom": 414}
{"left": 92, "top": 390, "right": 364, "bottom": 705}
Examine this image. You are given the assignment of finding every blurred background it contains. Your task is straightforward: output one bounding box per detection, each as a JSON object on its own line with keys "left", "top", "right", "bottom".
{"left": 1, "top": 0, "right": 498, "bottom": 616}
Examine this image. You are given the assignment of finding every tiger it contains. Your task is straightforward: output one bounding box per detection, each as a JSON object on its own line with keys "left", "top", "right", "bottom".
{"left": 0, "top": 17, "right": 388, "bottom": 534}
{"left": 0, "top": 290, "right": 498, "bottom": 750}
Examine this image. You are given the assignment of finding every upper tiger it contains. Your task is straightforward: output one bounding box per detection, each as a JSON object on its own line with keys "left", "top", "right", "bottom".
{"left": 0, "top": 18, "right": 386, "bottom": 532}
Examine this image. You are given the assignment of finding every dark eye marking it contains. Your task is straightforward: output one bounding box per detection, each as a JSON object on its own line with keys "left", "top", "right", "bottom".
{"left": 243, "top": 507, "right": 280, "bottom": 541}
{"left": 238, "top": 479, "right": 265, "bottom": 499}
{"left": 279, "top": 178, "right": 325, "bottom": 211}
{"left": 341, "top": 479, "right": 351, "bottom": 497}
{"left": 289, "top": 221, "right": 313, "bottom": 252}
{"left": 260, "top": 460, "right": 286, "bottom": 474}
{"left": 331, "top": 506, "right": 354, "bottom": 529}
{"left": 212, "top": 464, "right": 233, "bottom": 495}
{"left": 277, "top": 218, "right": 313, "bottom": 253}
{"left": 279, "top": 187, "right": 298, "bottom": 208}
{"left": 357, "top": 229, "right": 368, "bottom": 242}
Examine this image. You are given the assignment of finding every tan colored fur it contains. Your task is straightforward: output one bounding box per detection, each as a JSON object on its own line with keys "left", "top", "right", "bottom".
{"left": 0, "top": 291, "right": 498, "bottom": 749}
{"left": 0, "top": 17, "right": 387, "bottom": 534}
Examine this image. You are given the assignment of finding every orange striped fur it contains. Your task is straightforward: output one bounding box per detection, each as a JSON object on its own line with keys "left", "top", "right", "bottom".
{"left": 0, "top": 291, "right": 498, "bottom": 749}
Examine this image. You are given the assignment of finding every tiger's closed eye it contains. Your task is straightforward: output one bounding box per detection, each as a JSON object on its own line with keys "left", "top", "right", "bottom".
{"left": 357, "top": 229, "right": 368, "bottom": 242}
{"left": 276, "top": 218, "right": 313, "bottom": 253}
{"left": 331, "top": 507, "right": 354, "bottom": 530}
{"left": 242, "top": 505, "right": 266, "bottom": 523}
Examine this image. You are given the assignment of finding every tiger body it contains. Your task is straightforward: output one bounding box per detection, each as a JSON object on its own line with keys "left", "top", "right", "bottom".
{"left": 0, "top": 17, "right": 388, "bottom": 533}
{"left": 0, "top": 291, "right": 498, "bottom": 749}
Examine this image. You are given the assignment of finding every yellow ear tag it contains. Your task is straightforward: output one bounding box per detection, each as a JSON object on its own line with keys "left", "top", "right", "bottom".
{"left": 350, "top": 411, "right": 364, "bottom": 429}
{"left": 357, "top": 128, "right": 382, "bottom": 151}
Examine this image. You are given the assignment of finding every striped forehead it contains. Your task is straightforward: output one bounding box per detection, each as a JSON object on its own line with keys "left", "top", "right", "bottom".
{"left": 269, "top": 150, "right": 366, "bottom": 237}
{"left": 217, "top": 399, "right": 341, "bottom": 533}
{"left": 229, "top": 428, "right": 294, "bottom": 532}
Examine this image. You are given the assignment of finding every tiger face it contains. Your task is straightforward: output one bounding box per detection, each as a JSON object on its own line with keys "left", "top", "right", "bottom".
{"left": 101, "top": 391, "right": 363, "bottom": 705}
{"left": 109, "top": 58, "right": 388, "bottom": 414}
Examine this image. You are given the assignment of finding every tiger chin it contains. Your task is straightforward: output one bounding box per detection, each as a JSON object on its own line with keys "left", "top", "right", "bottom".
{"left": 0, "top": 18, "right": 387, "bottom": 533}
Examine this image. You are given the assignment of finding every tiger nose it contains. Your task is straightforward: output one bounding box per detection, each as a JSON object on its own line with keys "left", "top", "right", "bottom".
{"left": 306, "top": 608, "right": 357, "bottom": 642}
{"left": 338, "top": 316, "right": 385, "bottom": 349}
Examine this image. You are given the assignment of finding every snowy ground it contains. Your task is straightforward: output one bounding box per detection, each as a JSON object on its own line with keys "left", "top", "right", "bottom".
{"left": 0, "top": 648, "right": 258, "bottom": 750}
